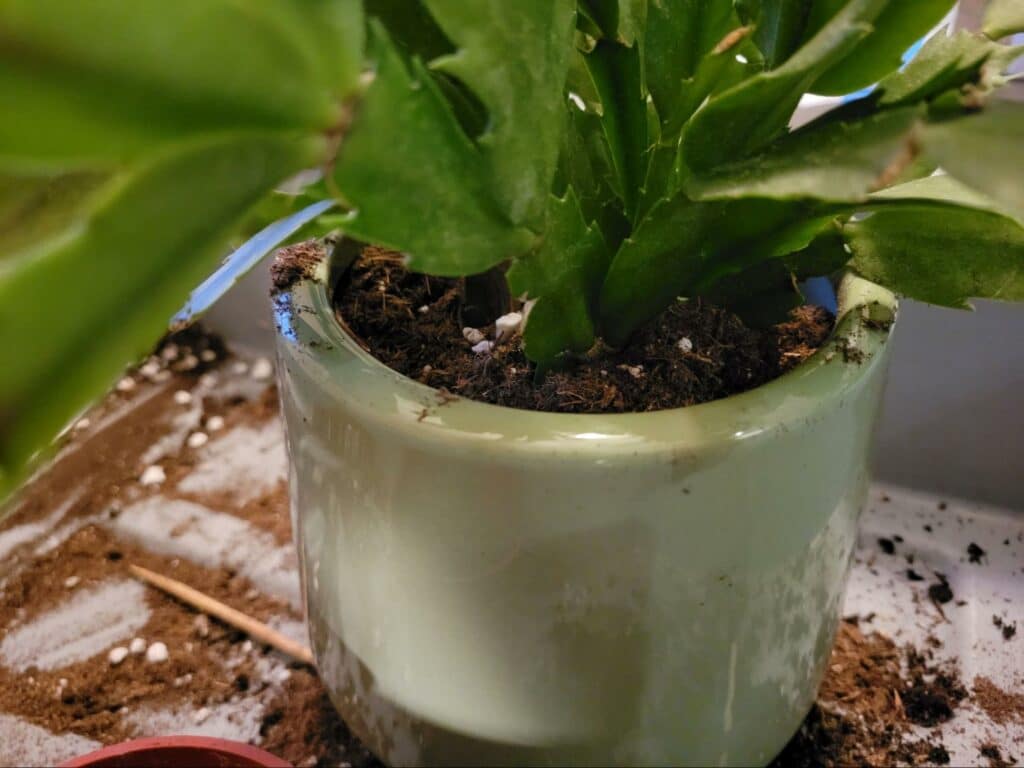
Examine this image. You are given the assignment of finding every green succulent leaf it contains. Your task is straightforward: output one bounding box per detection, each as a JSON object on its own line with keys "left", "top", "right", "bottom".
{"left": 680, "top": 0, "right": 885, "bottom": 172}
{"left": 983, "top": 0, "right": 1024, "bottom": 39}
{"left": 599, "top": 197, "right": 713, "bottom": 345}
{"left": 876, "top": 29, "right": 1014, "bottom": 106}
{"left": 643, "top": 0, "right": 741, "bottom": 135}
{"left": 364, "top": 0, "right": 453, "bottom": 60}
{"left": 0, "top": 133, "right": 321, "bottom": 496}
{"left": 584, "top": 39, "right": 648, "bottom": 220}
{"left": 580, "top": 0, "right": 648, "bottom": 44}
{"left": 781, "top": 221, "right": 853, "bottom": 278}
{"left": 333, "top": 23, "right": 534, "bottom": 277}
{"left": 508, "top": 190, "right": 610, "bottom": 365}
{"left": 555, "top": 101, "right": 628, "bottom": 247}
{"left": 844, "top": 205, "right": 1024, "bottom": 308}
{"left": 687, "top": 105, "right": 923, "bottom": 202}
{"left": 867, "top": 173, "right": 1016, "bottom": 218}
{"left": 0, "top": 0, "right": 357, "bottom": 171}
{"left": 0, "top": 171, "right": 109, "bottom": 258}
{"left": 698, "top": 258, "right": 804, "bottom": 327}
{"left": 423, "top": 0, "right": 577, "bottom": 227}
{"left": 751, "top": 0, "right": 815, "bottom": 69}
{"left": 919, "top": 103, "right": 1024, "bottom": 223}
{"left": 599, "top": 196, "right": 826, "bottom": 344}
{"left": 810, "top": 0, "right": 957, "bottom": 95}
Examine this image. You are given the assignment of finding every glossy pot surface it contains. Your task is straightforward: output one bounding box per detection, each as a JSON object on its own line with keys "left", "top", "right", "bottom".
{"left": 274, "top": 254, "right": 896, "bottom": 767}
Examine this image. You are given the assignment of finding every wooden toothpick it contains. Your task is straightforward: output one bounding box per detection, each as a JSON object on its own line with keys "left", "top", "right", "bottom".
{"left": 129, "top": 563, "right": 314, "bottom": 665}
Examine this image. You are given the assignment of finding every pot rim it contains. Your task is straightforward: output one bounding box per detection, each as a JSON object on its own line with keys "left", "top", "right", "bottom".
{"left": 273, "top": 245, "right": 897, "bottom": 458}
{"left": 58, "top": 736, "right": 291, "bottom": 767}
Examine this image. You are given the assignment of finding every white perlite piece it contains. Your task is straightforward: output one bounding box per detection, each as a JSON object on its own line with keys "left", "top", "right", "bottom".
{"left": 109, "top": 497, "right": 300, "bottom": 609}
{"left": 173, "top": 390, "right": 192, "bottom": 405}
{"left": 200, "top": 349, "right": 217, "bottom": 362}
{"left": 205, "top": 415, "right": 225, "bottom": 432}
{"left": 462, "top": 327, "right": 485, "bottom": 344}
{"left": 108, "top": 646, "right": 129, "bottom": 666}
{"left": 418, "top": 305, "right": 430, "bottom": 314}
{"left": 140, "top": 402, "right": 203, "bottom": 466}
{"left": 471, "top": 340, "right": 494, "bottom": 355}
{"left": 63, "top": 576, "right": 79, "bottom": 589}
{"left": 0, "top": 579, "right": 150, "bottom": 672}
{"left": 186, "top": 432, "right": 209, "bottom": 449}
{"left": 494, "top": 311, "right": 523, "bottom": 341}
{"left": 176, "top": 421, "right": 287, "bottom": 505}
{"left": 73, "top": 418, "right": 90, "bottom": 431}
{"left": 139, "top": 465, "right": 166, "bottom": 486}
{"left": 116, "top": 376, "right": 136, "bottom": 392}
{"left": 231, "top": 361, "right": 249, "bottom": 376}
{"left": 619, "top": 364, "right": 644, "bottom": 379}
{"left": 146, "top": 642, "right": 169, "bottom": 663}
{"left": 193, "top": 707, "right": 211, "bottom": 725}
{"left": 0, "top": 714, "right": 101, "bottom": 766}
{"left": 139, "top": 360, "right": 161, "bottom": 379}
{"left": 250, "top": 358, "right": 273, "bottom": 381}
{"left": 129, "top": 637, "right": 146, "bottom": 655}
{"left": 677, "top": 337, "right": 694, "bottom": 353}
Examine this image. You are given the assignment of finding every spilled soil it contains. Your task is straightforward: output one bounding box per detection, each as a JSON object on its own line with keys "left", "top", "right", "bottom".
{"left": 772, "top": 619, "right": 968, "bottom": 767}
{"left": 2, "top": 329, "right": 1019, "bottom": 767}
{"left": 334, "top": 247, "right": 834, "bottom": 414}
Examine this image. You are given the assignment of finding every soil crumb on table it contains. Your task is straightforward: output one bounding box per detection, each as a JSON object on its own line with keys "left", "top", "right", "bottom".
{"left": 771, "top": 620, "right": 967, "bottom": 767}
{"left": 335, "top": 247, "right": 834, "bottom": 414}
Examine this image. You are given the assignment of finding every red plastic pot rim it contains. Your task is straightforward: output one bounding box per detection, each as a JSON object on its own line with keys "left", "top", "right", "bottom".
{"left": 59, "top": 735, "right": 292, "bottom": 768}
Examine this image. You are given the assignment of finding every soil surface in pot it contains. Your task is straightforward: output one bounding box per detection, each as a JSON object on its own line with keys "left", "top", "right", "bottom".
{"left": 333, "top": 247, "right": 833, "bottom": 414}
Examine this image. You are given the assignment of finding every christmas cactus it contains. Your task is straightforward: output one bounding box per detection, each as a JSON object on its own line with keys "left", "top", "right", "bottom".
{"left": 1, "top": 0, "right": 1023, "bottom": 494}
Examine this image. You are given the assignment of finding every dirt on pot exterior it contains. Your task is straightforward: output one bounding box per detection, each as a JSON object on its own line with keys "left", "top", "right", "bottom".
{"left": 331, "top": 246, "right": 833, "bottom": 414}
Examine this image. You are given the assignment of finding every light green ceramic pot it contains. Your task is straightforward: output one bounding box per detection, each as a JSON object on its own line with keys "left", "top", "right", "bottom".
{"left": 273, "top": 246, "right": 897, "bottom": 767}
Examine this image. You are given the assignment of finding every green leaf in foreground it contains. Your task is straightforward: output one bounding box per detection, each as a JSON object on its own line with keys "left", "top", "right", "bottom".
{"left": 0, "top": 133, "right": 321, "bottom": 496}
{"left": 643, "top": 0, "right": 739, "bottom": 136}
{"left": 876, "top": 29, "right": 1011, "bottom": 106}
{"left": 0, "top": 171, "right": 109, "bottom": 257}
{"left": 983, "top": 0, "right": 1024, "bottom": 39}
{"left": 599, "top": 196, "right": 826, "bottom": 345}
{"left": 845, "top": 206, "right": 1024, "bottom": 308}
{"left": 920, "top": 103, "right": 1024, "bottom": 223}
{"left": 584, "top": 38, "right": 647, "bottom": 220}
{"left": 333, "top": 23, "right": 534, "bottom": 277}
{"left": 0, "top": 0, "right": 352, "bottom": 170}
{"left": 810, "top": 0, "right": 957, "bottom": 96}
{"left": 680, "top": 0, "right": 884, "bottom": 172}
{"left": 686, "top": 105, "right": 923, "bottom": 202}
{"left": 507, "top": 190, "right": 609, "bottom": 365}
{"left": 424, "top": 0, "right": 576, "bottom": 227}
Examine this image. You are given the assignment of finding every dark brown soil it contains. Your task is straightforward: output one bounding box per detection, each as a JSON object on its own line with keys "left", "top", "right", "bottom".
{"left": 334, "top": 247, "right": 834, "bottom": 414}
{"left": 271, "top": 240, "right": 329, "bottom": 292}
{"left": 980, "top": 743, "right": 1015, "bottom": 767}
{"left": 770, "top": 620, "right": 966, "bottom": 767}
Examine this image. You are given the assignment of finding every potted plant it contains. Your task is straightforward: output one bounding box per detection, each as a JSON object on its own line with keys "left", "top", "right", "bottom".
{"left": 1, "top": 1, "right": 1023, "bottom": 765}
